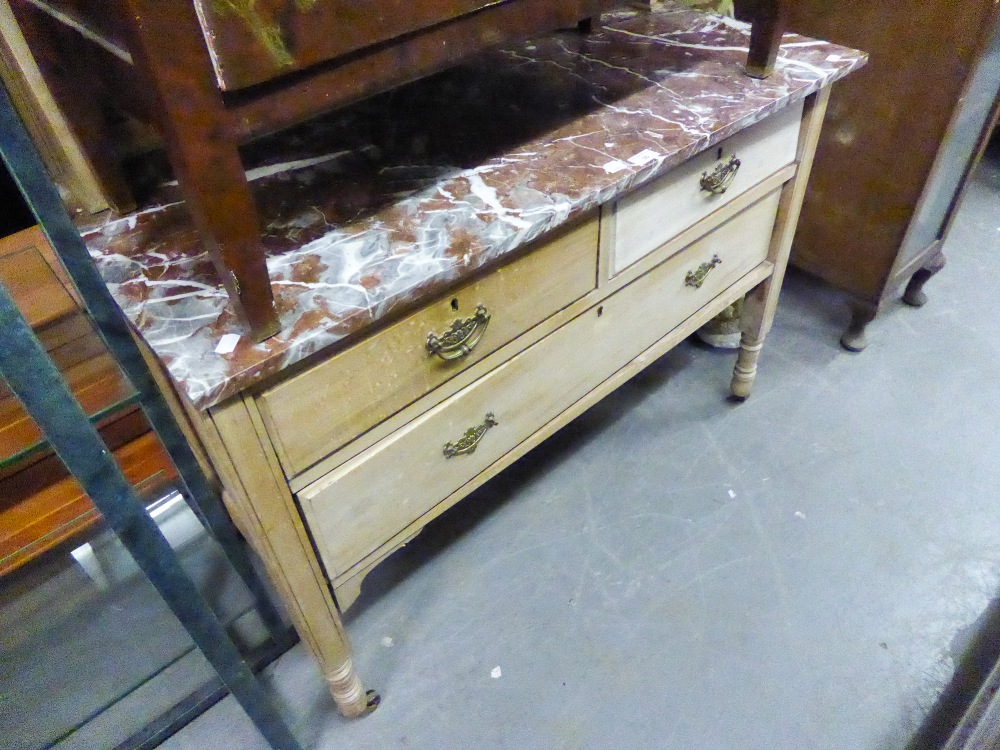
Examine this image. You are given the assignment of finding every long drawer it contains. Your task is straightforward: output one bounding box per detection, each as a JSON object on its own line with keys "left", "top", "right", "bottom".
{"left": 609, "top": 101, "right": 801, "bottom": 275}
{"left": 298, "top": 190, "right": 781, "bottom": 580}
{"left": 259, "top": 218, "right": 598, "bottom": 478}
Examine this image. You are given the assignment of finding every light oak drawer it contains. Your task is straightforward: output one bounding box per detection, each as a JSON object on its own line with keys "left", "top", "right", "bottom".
{"left": 298, "top": 191, "right": 780, "bottom": 580}
{"left": 609, "top": 101, "right": 802, "bottom": 276}
{"left": 259, "top": 218, "right": 598, "bottom": 477}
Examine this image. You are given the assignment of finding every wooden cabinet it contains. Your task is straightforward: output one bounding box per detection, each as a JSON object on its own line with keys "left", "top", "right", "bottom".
{"left": 169, "top": 89, "right": 833, "bottom": 718}
{"left": 67, "top": 5, "right": 862, "bottom": 718}
{"left": 778, "top": 0, "right": 1000, "bottom": 350}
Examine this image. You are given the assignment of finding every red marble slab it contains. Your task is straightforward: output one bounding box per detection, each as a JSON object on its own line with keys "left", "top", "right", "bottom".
{"left": 81, "top": 4, "right": 866, "bottom": 410}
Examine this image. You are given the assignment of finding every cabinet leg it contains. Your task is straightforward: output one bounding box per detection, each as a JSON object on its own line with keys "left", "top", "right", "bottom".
{"left": 210, "top": 400, "right": 380, "bottom": 721}
{"left": 172, "top": 159, "right": 281, "bottom": 342}
{"left": 326, "top": 658, "right": 381, "bottom": 718}
{"left": 840, "top": 301, "right": 877, "bottom": 352}
{"left": 730, "top": 333, "right": 765, "bottom": 401}
{"left": 119, "top": 0, "right": 281, "bottom": 342}
{"left": 902, "top": 251, "right": 947, "bottom": 308}
{"left": 743, "top": 0, "right": 789, "bottom": 79}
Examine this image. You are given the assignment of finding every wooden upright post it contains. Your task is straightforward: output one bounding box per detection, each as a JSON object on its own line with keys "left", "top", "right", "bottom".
{"left": 117, "top": 0, "right": 280, "bottom": 341}
{"left": 743, "top": 0, "right": 788, "bottom": 78}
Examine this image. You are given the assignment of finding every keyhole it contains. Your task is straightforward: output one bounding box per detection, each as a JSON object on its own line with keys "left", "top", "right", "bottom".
{"left": 451, "top": 298, "right": 459, "bottom": 311}
{"left": 597, "top": 306, "right": 604, "bottom": 317}
{"left": 717, "top": 147, "right": 723, "bottom": 160}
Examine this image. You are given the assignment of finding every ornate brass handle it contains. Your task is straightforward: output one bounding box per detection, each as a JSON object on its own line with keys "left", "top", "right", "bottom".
{"left": 700, "top": 155, "right": 741, "bottom": 195}
{"left": 426, "top": 304, "right": 491, "bottom": 361}
{"left": 443, "top": 413, "right": 498, "bottom": 458}
{"left": 685, "top": 254, "right": 722, "bottom": 289}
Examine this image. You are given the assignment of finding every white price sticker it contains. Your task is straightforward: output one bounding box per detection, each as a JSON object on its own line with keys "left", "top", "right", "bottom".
{"left": 628, "top": 149, "right": 660, "bottom": 166}
{"left": 602, "top": 160, "right": 630, "bottom": 174}
{"left": 215, "top": 333, "right": 241, "bottom": 355}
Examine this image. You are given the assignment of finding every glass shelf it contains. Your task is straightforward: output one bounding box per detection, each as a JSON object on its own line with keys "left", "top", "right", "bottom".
{"left": 0, "top": 392, "right": 142, "bottom": 472}
{"left": 0, "top": 231, "right": 139, "bottom": 472}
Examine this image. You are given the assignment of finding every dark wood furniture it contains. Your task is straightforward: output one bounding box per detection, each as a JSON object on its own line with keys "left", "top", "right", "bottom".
{"left": 11, "top": 0, "right": 606, "bottom": 340}
{"left": 739, "top": 0, "right": 788, "bottom": 79}
{"left": 777, "top": 0, "right": 1000, "bottom": 351}
{"left": 11, "top": 0, "right": 790, "bottom": 342}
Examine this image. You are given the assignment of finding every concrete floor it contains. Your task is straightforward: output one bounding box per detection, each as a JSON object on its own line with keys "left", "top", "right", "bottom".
{"left": 160, "top": 152, "right": 1000, "bottom": 750}
{"left": 0, "top": 489, "right": 264, "bottom": 750}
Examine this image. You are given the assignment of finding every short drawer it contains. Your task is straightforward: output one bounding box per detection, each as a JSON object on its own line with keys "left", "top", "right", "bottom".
{"left": 259, "top": 218, "right": 598, "bottom": 477}
{"left": 298, "top": 191, "right": 780, "bottom": 581}
{"left": 609, "top": 101, "right": 802, "bottom": 275}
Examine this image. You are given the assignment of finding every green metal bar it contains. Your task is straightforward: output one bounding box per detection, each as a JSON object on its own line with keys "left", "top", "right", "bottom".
{"left": 0, "top": 79, "right": 287, "bottom": 640}
{"left": 0, "top": 260, "right": 302, "bottom": 750}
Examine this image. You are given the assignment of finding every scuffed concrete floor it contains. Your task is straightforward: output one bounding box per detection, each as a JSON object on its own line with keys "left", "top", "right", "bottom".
{"left": 161, "top": 152, "right": 1000, "bottom": 750}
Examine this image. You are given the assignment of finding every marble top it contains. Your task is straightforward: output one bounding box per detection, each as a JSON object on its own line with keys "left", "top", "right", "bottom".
{"left": 82, "top": 4, "right": 866, "bottom": 411}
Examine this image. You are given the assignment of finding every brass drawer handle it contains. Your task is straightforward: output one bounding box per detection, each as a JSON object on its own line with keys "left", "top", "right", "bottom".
{"left": 443, "top": 413, "right": 498, "bottom": 458}
{"left": 426, "top": 304, "right": 491, "bottom": 361}
{"left": 700, "top": 155, "right": 741, "bottom": 195}
{"left": 685, "top": 254, "right": 722, "bottom": 289}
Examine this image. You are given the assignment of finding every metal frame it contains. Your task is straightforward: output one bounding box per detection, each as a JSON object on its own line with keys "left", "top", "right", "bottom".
{"left": 0, "top": 83, "right": 301, "bottom": 750}
{"left": 0, "top": 73, "right": 287, "bottom": 639}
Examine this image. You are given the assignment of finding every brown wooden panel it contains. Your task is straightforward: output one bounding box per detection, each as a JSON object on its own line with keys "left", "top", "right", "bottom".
{"left": 785, "top": 0, "right": 997, "bottom": 303}
{"left": 8, "top": 0, "right": 139, "bottom": 211}
{"left": 0, "top": 2, "right": 112, "bottom": 214}
{"left": 0, "top": 351, "right": 135, "bottom": 464}
{"left": 32, "top": 0, "right": 130, "bottom": 49}
{"left": 0, "top": 248, "right": 75, "bottom": 330}
{"left": 195, "top": 0, "right": 505, "bottom": 90}
{"left": 0, "top": 431, "right": 177, "bottom": 576}
{"left": 15, "top": 0, "right": 156, "bottom": 128}
{"left": 0, "top": 225, "right": 78, "bottom": 327}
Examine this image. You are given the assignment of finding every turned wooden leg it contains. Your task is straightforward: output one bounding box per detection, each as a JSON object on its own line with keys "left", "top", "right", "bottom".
{"left": 728, "top": 89, "right": 830, "bottom": 400}
{"left": 326, "top": 658, "right": 381, "bottom": 717}
{"left": 729, "top": 332, "right": 764, "bottom": 401}
{"left": 118, "top": 0, "right": 280, "bottom": 342}
{"left": 742, "top": 0, "right": 788, "bottom": 79}
{"left": 210, "top": 401, "right": 381, "bottom": 720}
{"left": 840, "top": 300, "right": 878, "bottom": 352}
{"left": 902, "top": 251, "right": 947, "bottom": 308}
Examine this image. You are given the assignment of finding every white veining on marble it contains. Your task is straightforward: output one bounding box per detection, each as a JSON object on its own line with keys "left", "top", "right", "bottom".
{"left": 83, "top": 4, "right": 866, "bottom": 410}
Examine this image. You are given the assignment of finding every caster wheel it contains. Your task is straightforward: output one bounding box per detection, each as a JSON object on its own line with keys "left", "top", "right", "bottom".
{"left": 840, "top": 332, "right": 867, "bottom": 352}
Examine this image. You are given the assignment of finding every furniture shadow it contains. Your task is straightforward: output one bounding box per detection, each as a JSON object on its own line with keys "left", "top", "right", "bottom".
{"left": 904, "top": 593, "right": 1000, "bottom": 749}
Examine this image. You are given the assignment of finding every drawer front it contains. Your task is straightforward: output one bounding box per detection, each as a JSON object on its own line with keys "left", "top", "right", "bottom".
{"left": 260, "top": 219, "right": 598, "bottom": 477}
{"left": 194, "top": 0, "right": 497, "bottom": 90}
{"left": 298, "top": 191, "right": 780, "bottom": 580}
{"left": 610, "top": 101, "right": 802, "bottom": 275}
